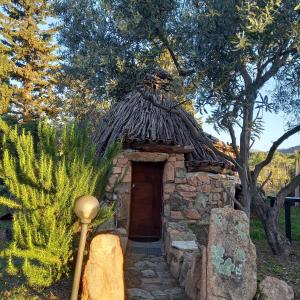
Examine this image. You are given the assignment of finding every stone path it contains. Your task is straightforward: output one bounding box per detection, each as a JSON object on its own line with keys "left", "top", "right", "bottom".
{"left": 125, "top": 241, "right": 189, "bottom": 300}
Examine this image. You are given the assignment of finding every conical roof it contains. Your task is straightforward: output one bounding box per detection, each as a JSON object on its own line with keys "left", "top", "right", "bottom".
{"left": 93, "top": 85, "right": 234, "bottom": 173}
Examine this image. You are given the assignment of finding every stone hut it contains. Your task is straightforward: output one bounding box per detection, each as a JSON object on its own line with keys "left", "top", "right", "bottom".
{"left": 89, "top": 73, "right": 260, "bottom": 300}
{"left": 93, "top": 72, "right": 238, "bottom": 244}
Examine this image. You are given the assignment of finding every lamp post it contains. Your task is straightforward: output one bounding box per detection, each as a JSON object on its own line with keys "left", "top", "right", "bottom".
{"left": 71, "top": 196, "right": 100, "bottom": 300}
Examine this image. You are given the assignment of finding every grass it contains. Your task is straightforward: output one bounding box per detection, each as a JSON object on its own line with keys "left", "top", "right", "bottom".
{"left": 251, "top": 206, "right": 300, "bottom": 299}
{"left": 0, "top": 205, "right": 299, "bottom": 299}
{"left": 250, "top": 206, "right": 300, "bottom": 241}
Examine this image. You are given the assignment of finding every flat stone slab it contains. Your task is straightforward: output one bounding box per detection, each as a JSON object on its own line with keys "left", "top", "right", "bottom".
{"left": 141, "top": 269, "right": 156, "bottom": 278}
{"left": 171, "top": 240, "right": 198, "bottom": 250}
{"left": 125, "top": 241, "right": 187, "bottom": 300}
{"left": 127, "top": 288, "right": 154, "bottom": 299}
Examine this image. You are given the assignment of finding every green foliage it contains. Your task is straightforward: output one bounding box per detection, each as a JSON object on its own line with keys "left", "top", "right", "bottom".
{"left": 0, "top": 43, "right": 13, "bottom": 115}
{"left": 0, "top": 0, "right": 59, "bottom": 122}
{"left": 251, "top": 207, "right": 300, "bottom": 241}
{"left": 0, "top": 118, "right": 121, "bottom": 287}
{"left": 55, "top": 0, "right": 300, "bottom": 125}
{"left": 249, "top": 151, "right": 295, "bottom": 195}
{"left": 54, "top": 0, "right": 177, "bottom": 101}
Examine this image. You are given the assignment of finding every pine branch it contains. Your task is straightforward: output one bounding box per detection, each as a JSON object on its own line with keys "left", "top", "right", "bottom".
{"left": 0, "top": 196, "right": 21, "bottom": 209}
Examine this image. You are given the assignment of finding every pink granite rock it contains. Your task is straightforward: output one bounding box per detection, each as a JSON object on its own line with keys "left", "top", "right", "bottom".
{"left": 164, "top": 183, "right": 176, "bottom": 194}
{"left": 206, "top": 208, "right": 257, "bottom": 300}
{"left": 175, "top": 160, "right": 185, "bottom": 168}
{"left": 175, "top": 178, "right": 187, "bottom": 184}
{"left": 259, "top": 276, "right": 294, "bottom": 300}
{"left": 112, "top": 166, "right": 122, "bottom": 174}
{"left": 122, "top": 167, "right": 131, "bottom": 183}
{"left": 176, "top": 184, "right": 196, "bottom": 192}
{"left": 170, "top": 211, "right": 184, "bottom": 220}
{"left": 183, "top": 209, "right": 201, "bottom": 220}
{"left": 198, "top": 173, "right": 210, "bottom": 184}
{"left": 117, "top": 157, "right": 128, "bottom": 167}
{"left": 187, "top": 175, "right": 199, "bottom": 187}
{"left": 175, "top": 154, "right": 184, "bottom": 161}
{"left": 82, "top": 234, "right": 124, "bottom": 300}
{"left": 164, "top": 162, "right": 175, "bottom": 182}
{"left": 184, "top": 252, "right": 202, "bottom": 299}
{"left": 178, "top": 191, "right": 197, "bottom": 199}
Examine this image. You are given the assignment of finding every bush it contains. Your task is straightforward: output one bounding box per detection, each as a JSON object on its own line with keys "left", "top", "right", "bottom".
{"left": 0, "top": 119, "right": 120, "bottom": 287}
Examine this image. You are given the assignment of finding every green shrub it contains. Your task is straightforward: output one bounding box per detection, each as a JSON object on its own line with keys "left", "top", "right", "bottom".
{"left": 0, "top": 119, "right": 120, "bottom": 287}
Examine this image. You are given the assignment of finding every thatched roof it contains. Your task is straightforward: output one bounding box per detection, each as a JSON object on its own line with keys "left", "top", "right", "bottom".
{"left": 93, "top": 83, "right": 235, "bottom": 173}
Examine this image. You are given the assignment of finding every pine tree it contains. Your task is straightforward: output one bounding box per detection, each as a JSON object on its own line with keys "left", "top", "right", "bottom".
{"left": 0, "top": 42, "right": 13, "bottom": 115}
{"left": 0, "top": 0, "right": 59, "bottom": 122}
{"left": 0, "top": 119, "right": 121, "bottom": 286}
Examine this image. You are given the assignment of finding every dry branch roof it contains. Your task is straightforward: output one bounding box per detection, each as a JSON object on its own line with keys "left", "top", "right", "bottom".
{"left": 93, "top": 86, "right": 234, "bottom": 172}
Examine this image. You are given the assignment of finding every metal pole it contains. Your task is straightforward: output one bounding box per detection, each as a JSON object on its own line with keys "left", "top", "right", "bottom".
{"left": 71, "top": 222, "right": 89, "bottom": 300}
{"left": 284, "top": 200, "right": 292, "bottom": 243}
{"left": 295, "top": 152, "right": 300, "bottom": 198}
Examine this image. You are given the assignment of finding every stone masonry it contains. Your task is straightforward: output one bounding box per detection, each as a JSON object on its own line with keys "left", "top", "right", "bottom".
{"left": 104, "top": 150, "right": 239, "bottom": 300}
{"left": 105, "top": 149, "right": 239, "bottom": 236}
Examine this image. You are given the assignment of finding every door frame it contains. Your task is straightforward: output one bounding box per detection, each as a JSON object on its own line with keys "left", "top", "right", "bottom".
{"left": 128, "top": 161, "right": 164, "bottom": 240}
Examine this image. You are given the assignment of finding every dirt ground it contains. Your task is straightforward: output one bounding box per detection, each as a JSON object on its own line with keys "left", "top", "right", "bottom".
{"left": 254, "top": 240, "right": 300, "bottom": 300}
{"left": 1, "top": 219, "right": 299, "bottom": 299}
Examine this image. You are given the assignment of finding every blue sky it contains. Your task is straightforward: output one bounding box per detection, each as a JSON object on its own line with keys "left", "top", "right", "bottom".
{"left": 202, "top": 80, "right": 300, "bottom": 151}
{"left": 46, "top": 16, "right": 299, "bottom": 151}
{"left": 203, "top": 111, "right": 300, "bottom": 151}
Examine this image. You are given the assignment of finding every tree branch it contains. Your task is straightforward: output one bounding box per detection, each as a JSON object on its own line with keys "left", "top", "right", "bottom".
{"left": 261, "top": 171, "right": 272, "bottom": 189}
{"left": 220, "top": 182, "right": 245, "bottom": 211}
{"left": 169, "top": 99, "right": 191, "bottom": 111}
{"left": 276, "top": 173, "right": 300, "bottom": 207}
{"left": 139, "top": 87, "right": 240, "bottom": 168}
{"left": 156, "top": 29, "right": 194, "bottom": 77}
{"left": 240, "top": 66, "right": 252, "bottom": 87}
{"left": 254, "top": 124, "right": 300, "bottom": 180}
{"left": 228, "top": 124, "right": 239, "bottom": 157}
{"left": 254, "top": 49, "right": 291, "bottom": 90}
{"left": 258, "top": 47, "right": 296, "bottom": 78}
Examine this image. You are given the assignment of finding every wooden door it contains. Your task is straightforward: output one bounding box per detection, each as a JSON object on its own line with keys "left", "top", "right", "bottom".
{"left": 129, "top": 162, "right": 164, "bottom": 239}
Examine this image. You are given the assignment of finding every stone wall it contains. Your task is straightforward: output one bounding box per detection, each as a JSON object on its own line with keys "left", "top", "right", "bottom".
{"left": 105, "top": 149, "right": 240, "bottom": 300}
{"left": 105, "top": 149, "right": 239, "bottom": 238}
{"left": 162, "top": 156, "right": 238, "bottom": 227}
{"left": 161, "top": 153, "right": 238, "bottom": 300}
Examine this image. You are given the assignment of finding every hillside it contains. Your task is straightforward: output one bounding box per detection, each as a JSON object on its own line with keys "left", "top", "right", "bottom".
{"left": 278, "top": 145, "right": 300, "bottom": 154}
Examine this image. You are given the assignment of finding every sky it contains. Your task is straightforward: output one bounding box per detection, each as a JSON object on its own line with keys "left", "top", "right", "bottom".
{"left": 203, "top": 111, "right": 300, "bottom": 151}
{"left": 45, "top": 16, "right": 299, "bottom": 151}
{"left": 202, "top": 81, "right": 300, "bottom": 151}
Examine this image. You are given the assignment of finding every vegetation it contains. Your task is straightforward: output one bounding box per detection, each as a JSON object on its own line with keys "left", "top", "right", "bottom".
{"left": 54, "top": 0, "right": 300, "bottom": 255}
{"left": 0, "top": 0, "right": 59, "bottom": 122}
{"left": 0, "top": 1, "right": 299, "bottom": 295}
{"left": 251, "top": 207, "right": 300, "bottom": 298}
{"left": 0, "top": 119, "right": 120, "bottom": 287}
{"left": 0, "top": 36, "right": 13, "bottom": 115}
{"left": 249, "top": 151, "right": 295, "bottom": 196}
{"left": 251, "top": 207, "right": 300, "bottom": 241}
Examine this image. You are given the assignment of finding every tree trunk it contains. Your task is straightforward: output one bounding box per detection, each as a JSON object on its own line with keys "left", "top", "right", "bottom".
{"left": 252, "top": 187, "right": 291, "bottom": 256}
{"left": 238, "top": 168, "right": 252, "bottom": 216}
{"left": 260, "top": 208, "right": 291, "bottom": 256}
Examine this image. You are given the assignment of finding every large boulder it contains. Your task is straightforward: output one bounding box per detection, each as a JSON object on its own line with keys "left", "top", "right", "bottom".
{"left": 259, "top": 276, "right": 294, "bottom": 300}
{"left": 82, "top": 234, "right": 124, "bottom": 300}
{"left": 206, "top": 208, "right": 257, "bottom": 300}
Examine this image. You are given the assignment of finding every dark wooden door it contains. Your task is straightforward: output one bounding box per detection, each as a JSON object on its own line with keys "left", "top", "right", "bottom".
{"left": 129, "top": 162, "right": 164, "bottom": 239}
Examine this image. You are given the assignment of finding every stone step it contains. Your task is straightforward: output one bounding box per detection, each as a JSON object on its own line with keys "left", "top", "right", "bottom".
{"left": 125, "top": 244, "right": 189, "bottom": 300}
